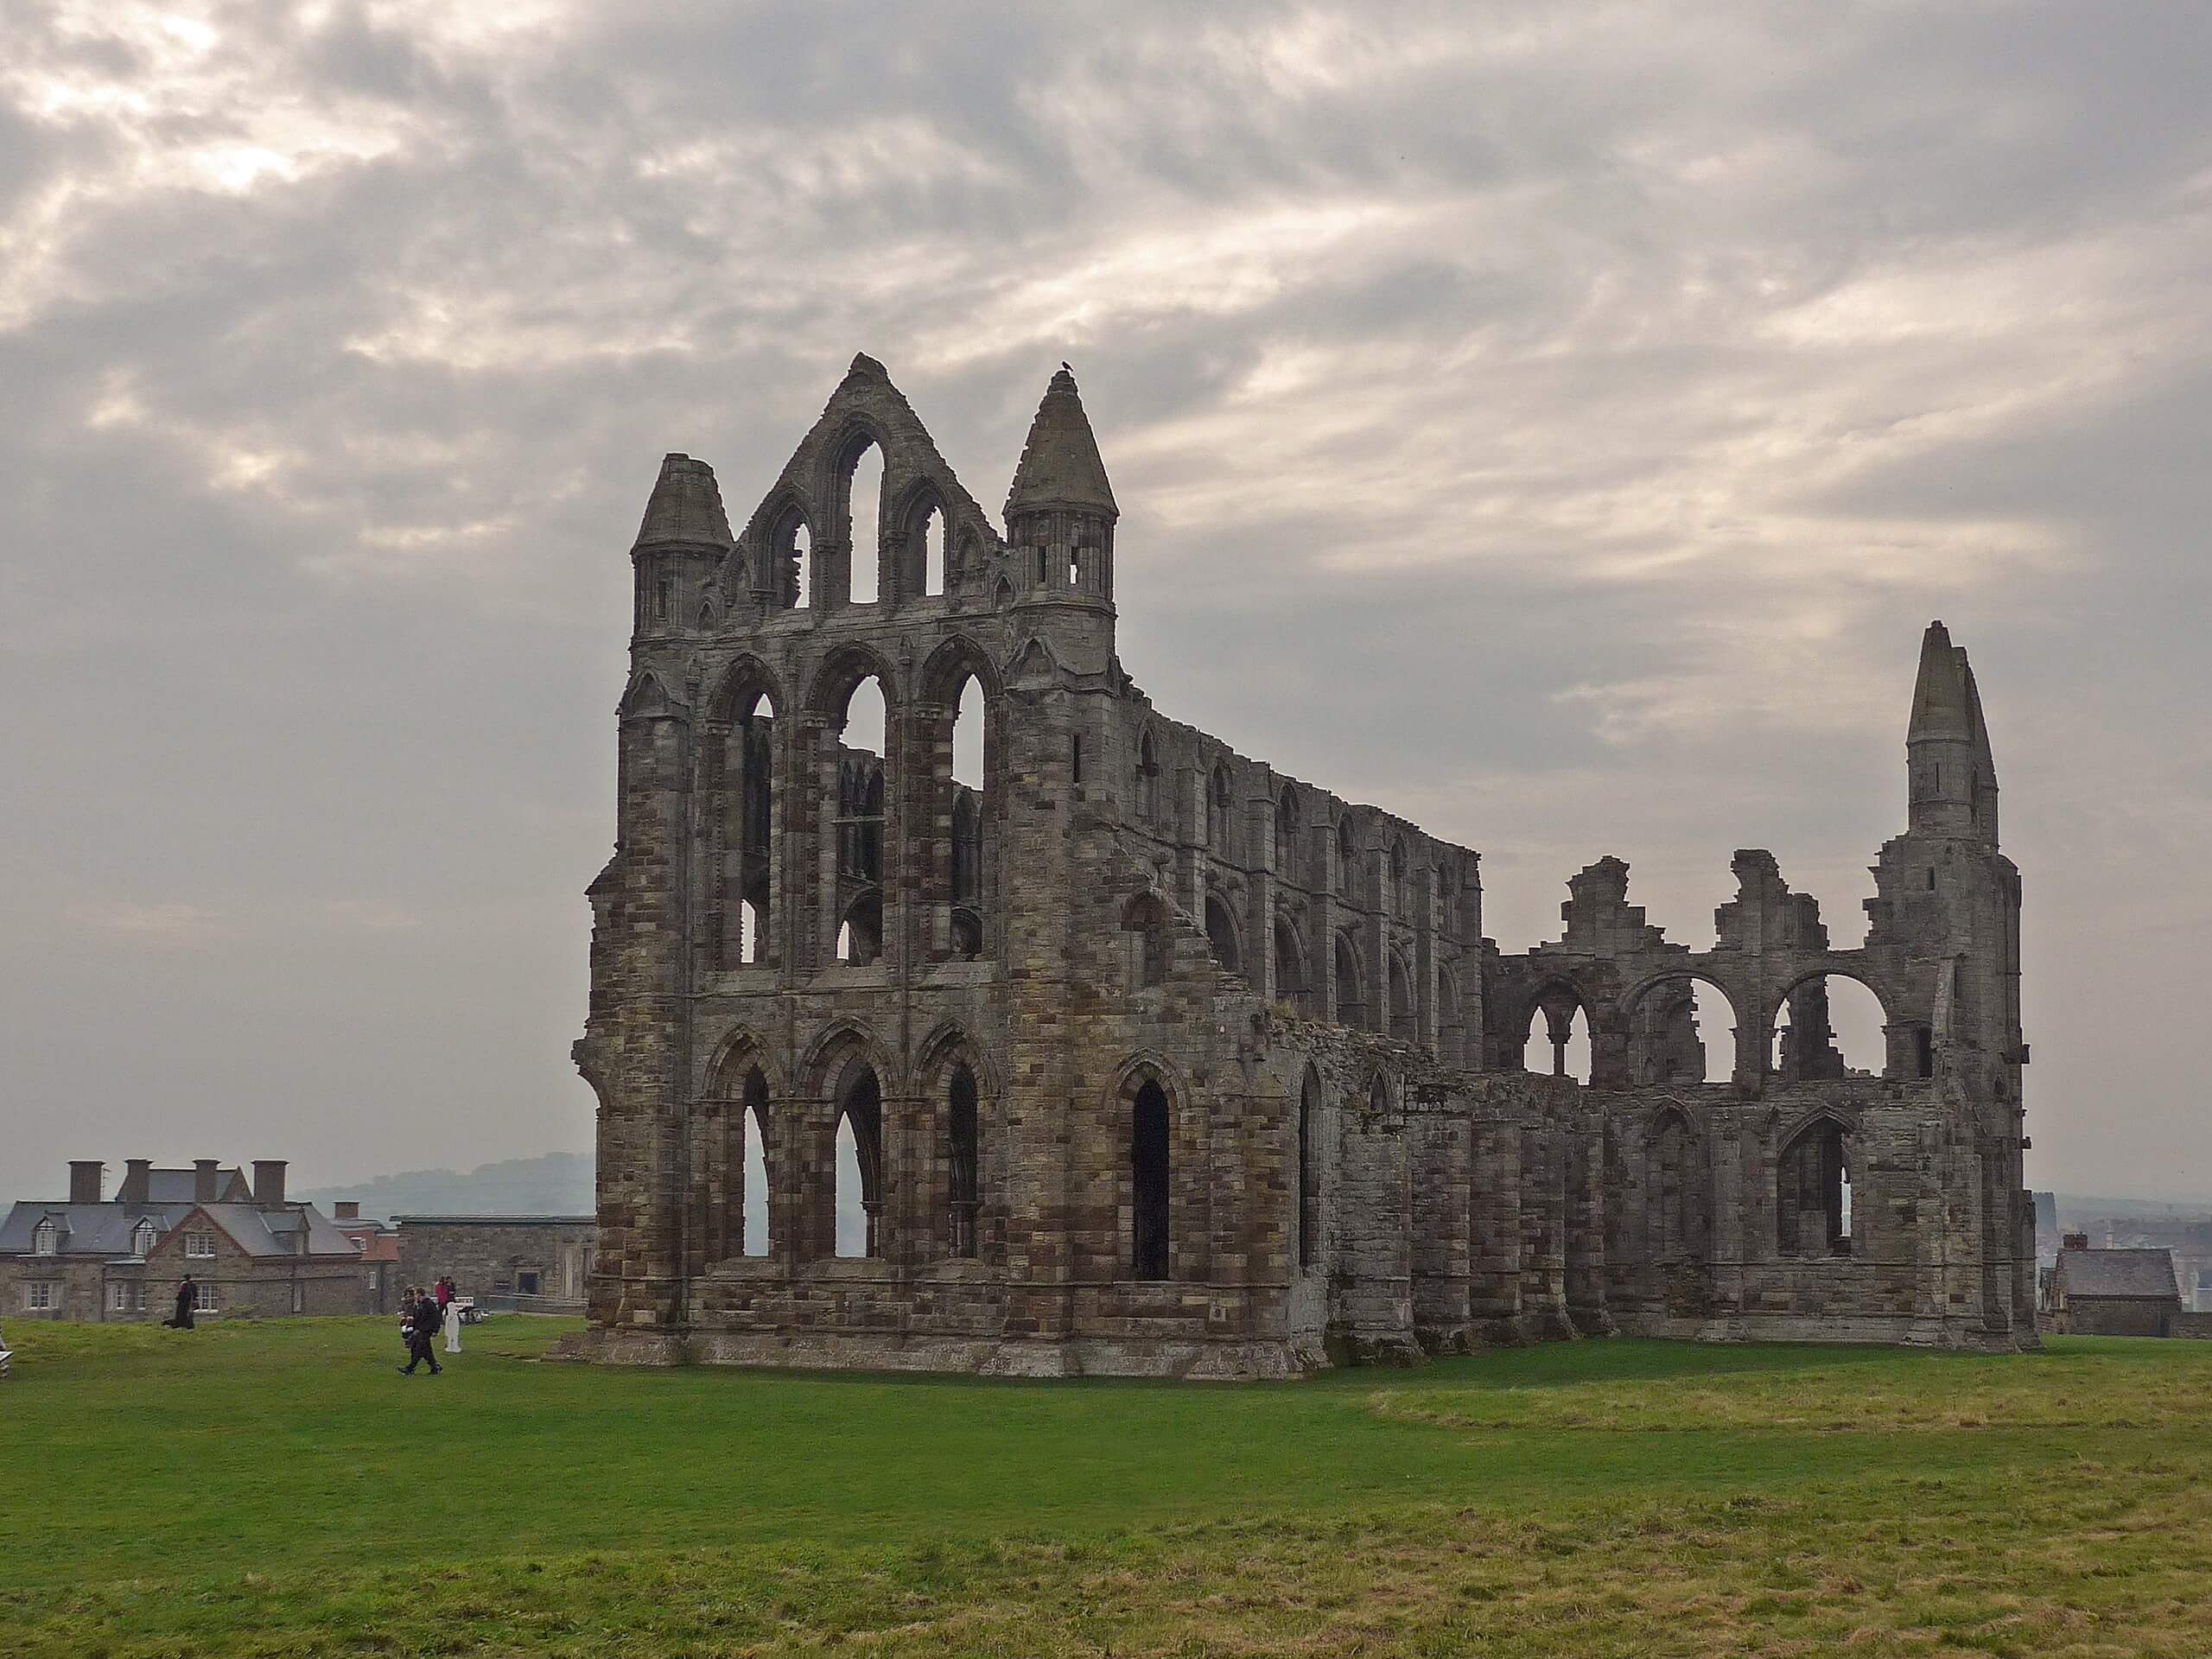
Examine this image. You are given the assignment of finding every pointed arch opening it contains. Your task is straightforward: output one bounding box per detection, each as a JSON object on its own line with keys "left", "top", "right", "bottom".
{"left": 834, "top": 1064, "right": 884, "bottom": 1259}
{"left": 1522, "top": 986, "right": 1592, "bottom": 1084}
{"left": 1297, "top": 1065, "right": 1320, "bottom": 1272}
{"left": 1274, "top": 785, "right": 1301, "bottom": 880}
{"left": 769, "top": 503, "right": 812, "bottom": 610}
{"left": 1131, "top": 1077, "right": 1171, "bottom": 1281}
{"left": 741, "top": 1069, "right": 771, "bottom": 1257}
{"left": 1135, "top": 729, "right": 1160, "bottom": 827}
{"left": 1274, "top": 915, "right": 1309, "bottom": 1010}
{"left": 1777, "top": 1116, "right": 1853, "bottom": 1257}
{"left": 1651, "top": 1109, "right": 1692, "bottom": 1261}
{"left": 922, "top": 503, "right": 946, "bottom": 596}
{"left": 947, "top": 1062, "right": 979, "bottom": 1258}
{"left": 1333, "top": 929, "right": 1365, "bottom": 1027}
{"left": 829, "top": 672, "right": 888, "bottom": 964}
{"left": 1204, "top": 893, "right": 1243, "bottom": 974}
{"left": 1124, "top": 892, "right": 1170, "bottom": 988}
{"left": 1388, "top": 950, "right": 1415, "bottom": 1042}
{"left": 844, "top": 440, "right": 882, "bottom": 605}
{"left": 1209, "top": 763, "right": 1234, "bottom": 857}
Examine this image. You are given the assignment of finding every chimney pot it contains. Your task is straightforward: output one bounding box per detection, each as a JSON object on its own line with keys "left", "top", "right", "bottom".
{"left": 251, "top": 1160, "right": 288, "bottom": 1210}
{"left": 194, "top": 1159, "right": 219, "bottom": 1203}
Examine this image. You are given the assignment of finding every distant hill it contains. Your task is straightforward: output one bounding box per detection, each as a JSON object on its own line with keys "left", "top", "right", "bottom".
{"left": 298, "top": 1153, "right": 594, "bottom": 1219}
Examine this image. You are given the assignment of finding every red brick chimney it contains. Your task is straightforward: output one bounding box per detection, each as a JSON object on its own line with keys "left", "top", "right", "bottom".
{"left": 69, "top": 1160, "right": 103, "bottom": 1204}
{"left": 251, "top": 1160, "right": 288, "bottom": 1210}
{"left": 335, "top": 1200, "right": 359, "bottom": 1221}
{"left": 194, "top": 1160, "right": 220, "bottom": 1203}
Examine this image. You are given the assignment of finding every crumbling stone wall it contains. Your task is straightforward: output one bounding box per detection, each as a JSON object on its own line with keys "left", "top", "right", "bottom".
{"left": 572, "top": 355, "right": 2034, "bottom": 1376}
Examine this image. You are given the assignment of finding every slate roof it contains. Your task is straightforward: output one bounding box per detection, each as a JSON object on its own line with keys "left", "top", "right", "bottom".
{"left": 141, "top": 1166, "right": 249, "bottom": 1203}
{"left": 0, "top": 1199, "right": 357, "bottom": 1261}
{"left": 2056, "top": 1248, "right": 2179, "bottom": 1300}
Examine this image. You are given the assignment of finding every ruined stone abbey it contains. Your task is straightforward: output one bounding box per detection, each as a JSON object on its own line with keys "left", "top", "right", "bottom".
{"left": 572, "top": 353, "right": 2035, "bottom": 1375}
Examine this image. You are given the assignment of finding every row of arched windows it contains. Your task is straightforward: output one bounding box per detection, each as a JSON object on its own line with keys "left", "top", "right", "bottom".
{"left": 1518, "top": 972, "right": 1920, "bottom": 1086}
{"left": 761, "top": 438, "right": 969, "bottom": 612}
{"left": 705, "top": 654, "right": 993, "bottom": 974}
{"left": 709, "top": 1057, "right": 985, "bottom": 1265}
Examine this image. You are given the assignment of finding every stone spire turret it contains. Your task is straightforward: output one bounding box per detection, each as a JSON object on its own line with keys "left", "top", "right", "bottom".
{"left": 1906, "top": 620, "right": 1999, "bottom": 844}
{"left": 631, "top": 453, "right": 731, "bottom": 640}
{"left": 634, "top": 453, "right": 733, "bottom": 550}
{"left": 1005, "top": 365, "right": 1117, "bottom": 601}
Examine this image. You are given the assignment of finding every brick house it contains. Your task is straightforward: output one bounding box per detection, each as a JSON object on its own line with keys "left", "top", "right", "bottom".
{"left": 0, "top": 1158, "right": 378, "bottom": 1321}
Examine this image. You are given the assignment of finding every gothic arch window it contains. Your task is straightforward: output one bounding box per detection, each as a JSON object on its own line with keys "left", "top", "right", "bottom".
{"left": 1651, "top": 1110, "right": 1691, "bottom": 1260}
{"left": 1204, "top": 893, "right": 1243, "bottom": 973}
{"left": 1274, "top": 786, "right": 1300, "bottom": 880}
{"left": 1297, "top": 1065, "right": 1320, "bottom": 1272}
{"left": 1522, "top": 985, "right": 1592, "bottom": 1084}
{"left": 947, "top": 1062, "right": 979, "bottom": 1258}
{"left": 1333, "top": 929, "right": 1365, "bottom": 1027}
{"left": 1131, "top": 1077, "right": 1172, "bottom": 1280}
{"left": 1777, "top": 1116, "right": 1853, "bottom": 1257}
{"left": 842, "top": 437, "right": 883, "bottom": 605}
{"left": 1125, "top": 893, "right": 1170, "bottom": 988}
{"left": 717, "top": 683, "right": 778, "bottom": 969}
{"left": 1135, "top": 729, "right": 1160, "bottom": 826}
{"left": 834, "top": 1064, "right": 885, "bottom": 1258}
{"left": 825, "top": 669, "right": 890, "bottom": 967}
{"left": 1337, "top": 819, "right": 1358, "bottom": 890}
{"left": 1209, "top": 764, "right": 1233, "bottom": 856}
{"left": 1390, "top": 837, "right": 1410, "bottom": 912}
{"left": 1274, "top": 915, "right": 1308, "bottom": 1006}
{"left": 1388, "top": 950, "right": 1415, "bottom": 1042}
{"left": 741, "top": 1069, "right": 771, "bottom": 1258}
{"left": 769, "top": 503, "right": 812, "bottom": 610}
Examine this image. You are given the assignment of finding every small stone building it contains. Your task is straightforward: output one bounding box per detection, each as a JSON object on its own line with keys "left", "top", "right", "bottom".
{"left": 2048, "top": 1245, "right": 2181, "bottom": 1337}
{"left": 0, "top": 1158, "right": 374, "bottom": 1321}
{"left": 571, "top": 353, "right": 2036, "bottom": 1376}
{"left": 396, "top": 1217, "right": 594, "bottom": 1313}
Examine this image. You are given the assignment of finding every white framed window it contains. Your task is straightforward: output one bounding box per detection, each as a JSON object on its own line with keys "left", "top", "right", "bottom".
{"left": 194, "top": 1282, "right": 219, "bottom": 1313}
{"left": 133, "top": 1220, "right": 159, "bottom": 1256}
{"left": 27, "top": 1281, "right": 59, "bottom": 1311}
{"left": 185, "top": 1230, "right": 216, "bottom": 1259}
{"left": 32, "top": 1219, "right": 57, "bottom": 1255}
{"left": 112, "top": 1282, "right": 130, "bottom": 1312}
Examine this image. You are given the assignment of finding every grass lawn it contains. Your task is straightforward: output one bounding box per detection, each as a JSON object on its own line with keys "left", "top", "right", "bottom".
{"left": 3, "top": 1319, "right": 2209, "bottom": 1656}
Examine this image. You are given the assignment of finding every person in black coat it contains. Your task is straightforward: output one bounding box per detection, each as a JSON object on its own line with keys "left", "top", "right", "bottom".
{"left": 399, "top": 1287, "right": 442, "bottom": 1375}
{"left": 163, "top": 1275, "right": 196, "bottom": 1329}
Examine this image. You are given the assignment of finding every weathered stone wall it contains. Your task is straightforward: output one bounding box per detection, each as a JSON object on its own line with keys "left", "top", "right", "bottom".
{"left": 397, "top": 1218, "right": 595, "bottom": 1312}
{"left": 572, "top": 355, "right": 2033, "bottom": 1376}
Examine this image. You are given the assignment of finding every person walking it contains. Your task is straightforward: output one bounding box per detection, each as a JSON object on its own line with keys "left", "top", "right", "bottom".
{"left": 442, "top": 1281, "right": 462, "bottom": 1357}
{"left": 163, "top": 1274, "right": 196, "bottom": 1329}
{"left": 399, "top": 1286, "right": 442, "bottom": 1376}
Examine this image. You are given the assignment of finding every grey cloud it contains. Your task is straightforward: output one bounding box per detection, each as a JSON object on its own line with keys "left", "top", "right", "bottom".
{"left": 0, "top": 1, "right": 2206, "bottom": 1198}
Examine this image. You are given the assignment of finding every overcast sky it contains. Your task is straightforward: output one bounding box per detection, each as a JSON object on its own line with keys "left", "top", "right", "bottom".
{"left": 2, "top": 2, "right": 2207, "bottom": 1200}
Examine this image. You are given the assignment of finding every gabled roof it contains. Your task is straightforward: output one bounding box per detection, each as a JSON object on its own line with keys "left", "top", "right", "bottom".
{"left": 0, "top": 1198, "right": 358, "bottom": 1262}
{"left": 2056, "top": 1248, "right": 2178, "bottom": 1300}
{"left": 140, "top": 1166, "right": 251, "bottom": 1204}
{"left": 0, "top": 1200, "right": 197, "bottom": 1259}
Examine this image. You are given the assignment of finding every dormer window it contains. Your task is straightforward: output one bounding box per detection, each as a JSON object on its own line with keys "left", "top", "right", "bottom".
{"left": 32, "top": 1219, "right": 58, "bottom": 1255}
{"left": 134, "top": 1220, "right": 159, "bottom": 1257}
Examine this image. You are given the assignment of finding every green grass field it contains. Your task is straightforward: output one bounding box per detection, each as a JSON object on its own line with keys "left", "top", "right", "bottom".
{"left": 3, "top": 1319, "right": 2208, "bottom": 1656}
